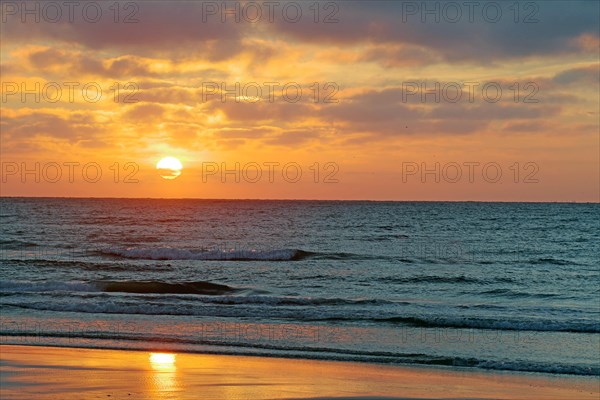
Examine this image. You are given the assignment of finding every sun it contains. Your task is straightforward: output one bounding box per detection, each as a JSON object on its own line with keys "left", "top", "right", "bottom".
{"left": 156, "top": 157, "right": 183, "bottom": 180}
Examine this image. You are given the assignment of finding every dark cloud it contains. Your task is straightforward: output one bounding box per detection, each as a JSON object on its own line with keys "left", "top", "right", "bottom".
{"left": 429, "top": 103, "right": 559, "bottom": 120}
{"left": 1, "top": 2, "right": 243, "bottom": 59}
{"left": 26, "top": 48, "right": 157, "bottom": 78}
{"left": 319, "top": 86, "right": 561, "bottom": 137}
{"left": 553, "top": 65, "right": 600, "bottom": 85}
{"left": 358, "top": 44, "right": 440, "bottom": 67}
{"left": 27, "top": 48, "right": 67, "bottom": 68}
{"left": 3, "top": 1, "right": 597, "bottom": 65}
{"left": 1, "top": 112, "right": 105, "bottom": 142}
{"left": 269, "top": 1, "right": 600, "bottom": 64}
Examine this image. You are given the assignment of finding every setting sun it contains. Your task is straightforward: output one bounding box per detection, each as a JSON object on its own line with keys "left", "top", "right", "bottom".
{"left": 156, "top": 157, "right": 183, "bottom": 180}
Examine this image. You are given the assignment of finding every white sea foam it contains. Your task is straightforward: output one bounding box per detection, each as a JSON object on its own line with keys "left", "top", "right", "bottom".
{"left": 100, "top": 247, "right": 305, "bottom": 261}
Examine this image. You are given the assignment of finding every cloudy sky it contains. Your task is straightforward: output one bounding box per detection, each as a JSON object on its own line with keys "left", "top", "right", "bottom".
{"left": 1, "top": 1, "right": 598, "bottom": 200}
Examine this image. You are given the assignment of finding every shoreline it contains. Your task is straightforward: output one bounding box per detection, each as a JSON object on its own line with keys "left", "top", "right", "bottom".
{"left": 1, "top": 340, "right": 598, "bottom": 379}
{"left": 1, "top": 344, "right": 598, "bottom": 400}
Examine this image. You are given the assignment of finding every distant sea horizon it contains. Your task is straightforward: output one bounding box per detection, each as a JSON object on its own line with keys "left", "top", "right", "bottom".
{"left": 1, "top": 196, "right": 598, "bottom": 203}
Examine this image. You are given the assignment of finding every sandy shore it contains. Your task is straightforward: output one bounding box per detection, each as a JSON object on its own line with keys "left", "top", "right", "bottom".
{"left": 0, "top": 345, "right": 597, "bottom": 399}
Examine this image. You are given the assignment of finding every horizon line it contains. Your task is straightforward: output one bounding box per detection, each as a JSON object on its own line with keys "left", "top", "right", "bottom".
{"left": 0, "top": 196, "right": 598, "bottom": 204}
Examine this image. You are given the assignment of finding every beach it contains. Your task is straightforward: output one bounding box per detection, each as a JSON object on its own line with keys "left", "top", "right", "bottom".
{"left": 1, "top": 345, "right": 597, "bottom": 400}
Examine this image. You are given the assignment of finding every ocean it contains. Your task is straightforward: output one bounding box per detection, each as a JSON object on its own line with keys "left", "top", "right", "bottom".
{"left": 1, "top": 198, "right": 598, "bottom": 376}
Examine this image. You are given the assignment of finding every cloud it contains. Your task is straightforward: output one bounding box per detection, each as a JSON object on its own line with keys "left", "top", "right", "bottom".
{"left": 209, "top": 100, "right": 316, "bottom": 123}
{"left": 1, "top": 110, "right": 106, "bottom": 145}
{"left": 4, "top": 1, "right": 597, "bottom": 66}
{"left": 553, "top": 65, "right": 600, "bottom": 85}
{"left": 1, "top": 2, "right": 244, "bottom": 59}
{"left": 213, "top": 127, "right": 277, "bottom": 139}
{"left": 22, "top": 47, "right": 167, "bottom": 79}
{"left": 1, "top": 0, "right": 597, "bottom": 157}
{"left": 268, "top": 1, "right": 600, "bottom": 64}
{"left": 502, "top": 121, "right": 550, "bottom": 133}
{"left": 123, "top": 103, "right": 166, "bottom": 122}
{"left": 265, "top": 129, "right": 325, "bottom": 146}
{"left": 318, "top": 85, "right": 562, "bottom": 137}
{"left": 358, "top": 44, "right": 440, "bottom": 67}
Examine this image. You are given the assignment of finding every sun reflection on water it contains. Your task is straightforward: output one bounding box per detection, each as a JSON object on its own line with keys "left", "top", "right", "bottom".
{"left": 149, "top": 352, "right": 176, "bottom": 369}
{"left": 148, "top": 352, "right": 177, "bottom": 395}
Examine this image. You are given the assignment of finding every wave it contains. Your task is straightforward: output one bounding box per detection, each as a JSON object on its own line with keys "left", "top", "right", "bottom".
{"left": 373, "top": 315, "right": 600, "bottom": 333}
{"left": 0, "top": 334, "right": 597, "bottom": 376}
{"left": 530, "top": 257, "right": 580, "bottom": 266}
{"left": 98, "top": 247, "right": 314, "bottom": 261}
{"left": 2, "top": 294, "right": 394, "bottom": 314}
{"left": 3, "top": 294, "right": 597, "bottom": 333}
{"left": 364, "top": 234, "right": 410, "bottom": 242}
{"left": 0, "top": 239, "right": 39, "bottom": 249}
{"left": 377, "top": 275, "right": 515, "bottom": 284}
{"left": 3, "top": 259, "right": 174, "bottom": 272}
{"left": 0, "top": 280, "right": 97, "bottom": 293}
{"left": 479, "top": 288, "right": 563, "bottom": 298}
{"left": 95, "top": 247, "right": 395, "bottom": 262}
{"left": 99, "top": 280, "right": 236, "bottom": 295}
{"left": 0, "top": 279, "right": 237, "bottom": 296}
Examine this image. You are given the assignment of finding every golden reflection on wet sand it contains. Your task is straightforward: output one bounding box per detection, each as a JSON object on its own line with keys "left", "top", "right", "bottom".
{"left": 0, "top": 345, "right": 597, "bottom": 400}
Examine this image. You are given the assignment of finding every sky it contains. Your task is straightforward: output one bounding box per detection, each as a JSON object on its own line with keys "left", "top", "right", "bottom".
{"left": 1, "top": 0, "right": 598, "bottom": 201}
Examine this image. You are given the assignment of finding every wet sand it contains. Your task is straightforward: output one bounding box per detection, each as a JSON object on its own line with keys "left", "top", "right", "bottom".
{"left": 0, "top": 345, "right": 597, "bottom": 399}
